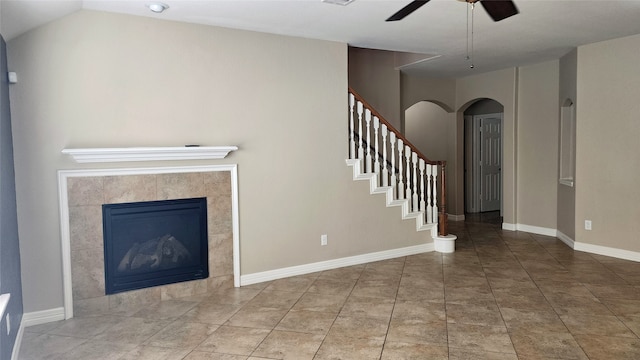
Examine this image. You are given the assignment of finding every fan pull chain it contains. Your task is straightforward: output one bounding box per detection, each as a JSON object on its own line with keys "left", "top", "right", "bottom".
{"left": 470, "top": 2, "right": 475, "bottom": 69}
{"left": 466, "top": 2, "right": 470, "bottom": 61}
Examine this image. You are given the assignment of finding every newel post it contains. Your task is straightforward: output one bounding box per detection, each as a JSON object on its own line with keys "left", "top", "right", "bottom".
{"left": 438, "top": 161, "right": 448, "bottom": 236}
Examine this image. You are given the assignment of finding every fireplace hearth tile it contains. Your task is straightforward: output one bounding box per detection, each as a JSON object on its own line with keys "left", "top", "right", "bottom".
{"left": 157, "top": 173, "right": 206, "bottom": 200}
{"left": 69, "top": 205, "right": 103, "bottom": 251}
{"left": 210, "top": 233, "right": 233, "bottom": 276}
{"left": 71, "top": 248, "right": 105, "bottom": 300}
{"left": 160, "top": 280, "right": 209, "bottom": 301}
{"left": 68, "top": 177, "right": 104, "bottom": 206}
{"left": 104, "top": 175, "right": 157, "bottom": 204}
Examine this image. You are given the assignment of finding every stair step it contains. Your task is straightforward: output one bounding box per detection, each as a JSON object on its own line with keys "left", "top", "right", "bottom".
{"left": 347, "top": 158, "right": 434, "bottom": 233}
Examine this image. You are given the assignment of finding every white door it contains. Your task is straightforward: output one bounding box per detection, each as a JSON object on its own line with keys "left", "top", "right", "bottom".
{"left": 479, "top": 114, "right": 502, "bottom": 212}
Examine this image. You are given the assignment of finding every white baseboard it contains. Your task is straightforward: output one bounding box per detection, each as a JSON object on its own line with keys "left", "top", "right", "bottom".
{"left": 22, "top": 307, "right": 65, "bottom": 327}
{"left": 240, "top": 243, "right": 434, "bottom": 286}
{"left": 501, "top": 223, "right": 556, "bottom": 237}
{"left": 556, "top": 230, "right": 575, "bottom": 248}
{"left": 502, "top": 223, "right": 517, "bottom": 231}
{"left": 574, "top": 242, "right": 640, "bottom": 262}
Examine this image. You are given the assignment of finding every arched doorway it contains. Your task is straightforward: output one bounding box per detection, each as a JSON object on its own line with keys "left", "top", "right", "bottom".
{"left": 463, "top": 98, "right": 504, "bottom": 221}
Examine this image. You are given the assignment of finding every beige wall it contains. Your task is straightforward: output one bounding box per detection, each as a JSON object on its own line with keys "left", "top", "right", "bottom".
{"left": 9, "top": 10, "right": 431, "bottom": 313}
{"left": 401, "top": 75, "right": 459, "bottom": 214}
{"left": 516, "top": 60, "right": 559, "bottom": 229}
{"left": 575, "top": 33, "right": 640, "bottom": 251}
{"left": 405, "top": 102, "right": 449, "bottom": 161}
{"left": 348, "top": 47, "right": 401, "bottom": 130}
{"left": 558, "top": 49, "right": 577, "bottom": 240}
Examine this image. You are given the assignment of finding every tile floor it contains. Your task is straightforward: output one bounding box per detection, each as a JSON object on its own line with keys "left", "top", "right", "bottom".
{"left": 18, "top": 214, "right": 640, "bottom": 359}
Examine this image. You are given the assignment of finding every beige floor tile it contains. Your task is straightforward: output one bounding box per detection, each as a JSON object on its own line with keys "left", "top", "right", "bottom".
{"left": 306, "top": 277, "right": 357, "bottom": 297}
{"left": 181, "top": 301, "right": 243, "bottom": 324}
{"left": 50, "top": 340, "right": 136, "bottom": 360}
{"left": 47, "top": 315, "right": 122, "bottom": 339}
{"left": 291, "top": 292, "right": 347, "bottom": 314}
{"left": 380, "top": 341, "right": 448, "bottom": 360}
{"left": 224, "top": 306, "right": 289, "bottom": 329}
{"left": 574, "top": 334, "right": 640, "bottom": 360}
{"left": 560, "top": 314, "right": 637, "bottom": 337}
{"left": 509, "top": 330, "right": 588, "bottom": 359}
{"left": 93, "top": 317, "right": 173, "bottom": 345}
{"left": 328, "top": 315, "right": 390, "bottom": 341}
{"left": 131, "top": 300, "right": 199, "bottom": 320}
{"left": 313, "top": 334, "right": 384, "bottom": 360}
{"left": 275, "top": 309, "right": 337, "bottom": 334}
{"left": 195, "top": 325, "right": 270, "bottom": 355}
{"left": 116, "top": 345, "right": 191, "bottom": 360}
{"left": 340, "top": 295, "right": 395, "bottom": 320}
{"left": 499, "top": 307, "right": 567, "bottom": 334}
{"left": 251, "top": 330, "right": 324, "bottom": 359}
{"left": 386, "top": 318, "right": 448, "bottom": 345}
{"left": 184, "top": 351, "right": 248, "bottom": 360}
{"left": 445, "top": 301, "right": 504, "bottom": 326}
{"left": 145, "top": 321, "right": 218, "bottom": 349}
{"left": 448, "top": 347, "right": 519, "bottom": 360}
{"left": 447, "top": 323, "right": 516, "bottom": 355}
{"left": 18, "top": 334, "right": 87, "bottom": 360}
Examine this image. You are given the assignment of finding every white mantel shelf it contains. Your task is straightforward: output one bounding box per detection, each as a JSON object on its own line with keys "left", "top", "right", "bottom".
{"left": 62, "top": 146, "right": 238, "bottom": 163}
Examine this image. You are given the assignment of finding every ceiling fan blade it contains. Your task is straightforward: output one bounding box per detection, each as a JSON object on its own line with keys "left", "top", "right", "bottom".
{"left": 480, "top": 0, "right": 519, "bottom": 22}
{"left": 386, "top": 1, "right": 430, "bottom": 22}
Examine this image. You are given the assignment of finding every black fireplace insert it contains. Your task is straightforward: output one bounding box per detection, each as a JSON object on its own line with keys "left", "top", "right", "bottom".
{"left": 102, "top": 197, "right": 209, "bottom": 294}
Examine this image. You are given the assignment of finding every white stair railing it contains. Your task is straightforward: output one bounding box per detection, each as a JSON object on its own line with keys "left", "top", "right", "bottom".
{"left": 347, "top": 88, "right": 449, "bottom": 236}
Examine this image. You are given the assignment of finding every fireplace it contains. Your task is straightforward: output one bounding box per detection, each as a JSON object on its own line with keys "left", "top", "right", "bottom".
{"left": 59, "top": 166, "right": 239, "bottom": 319}
{"left": 102, "top": 197, "right": 209, "bottom": 294}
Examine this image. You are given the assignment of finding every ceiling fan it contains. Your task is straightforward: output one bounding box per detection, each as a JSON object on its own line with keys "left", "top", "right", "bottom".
{"left": 387, "top": 0, "right": 519, "bottom": 22}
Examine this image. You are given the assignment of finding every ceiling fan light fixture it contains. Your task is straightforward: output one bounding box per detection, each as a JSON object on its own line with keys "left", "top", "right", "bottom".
{"left": 321, "top": 0, "right": 355, "bottom": 6}
{"left": 147, "top": 2, "right": 169, "bottom": 13}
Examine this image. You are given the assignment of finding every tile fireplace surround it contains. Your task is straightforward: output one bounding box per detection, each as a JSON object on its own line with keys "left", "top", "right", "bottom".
{"left": 58, "top": 165, "right": 239, "bottom": 319}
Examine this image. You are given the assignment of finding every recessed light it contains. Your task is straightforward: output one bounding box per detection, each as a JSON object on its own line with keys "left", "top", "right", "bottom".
{"left": 147, "top": 2, "right": 169, "bottom": 13}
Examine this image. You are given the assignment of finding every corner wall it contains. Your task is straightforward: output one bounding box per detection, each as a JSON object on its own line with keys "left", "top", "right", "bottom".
{"left": 575, "top": 33, "right": 640, "bottom": 253}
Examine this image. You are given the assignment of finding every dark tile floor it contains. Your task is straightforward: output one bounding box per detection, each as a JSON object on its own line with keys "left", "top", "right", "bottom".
{"left": 19, "top": 214, "right": 640, "bottom": 359}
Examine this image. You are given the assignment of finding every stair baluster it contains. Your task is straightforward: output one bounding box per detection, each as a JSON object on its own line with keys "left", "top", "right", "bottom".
{"left": 397, "top": 139, "right": 404, "bottom": 200}
{"left": 365, "top": 109, "right": 373, "bottom": 173}
{"left": 382, "top": 125, "right": 389, "bottom": 187}
{"left": 419, "top": 159, "right": 426, "bottom": 214}
{"left": 349, "top": 94, "right": 356, "bottom": 159}
{"left": 390, "top": 132, "right": 397, "bottom": 194}
{"left": 404, "top": 145, "right": 411, "bottom": 203}
{"left": 373, "top": 116, "right": 380, "bottom": 181}
{"left": 432, "top": 166, "right": 439, "bottom": 224}
{"left": 412, "top": 152, "right": 419, "bottom": 212}
{"left": 357, "top": 102, "right": 364, "bottom": 162}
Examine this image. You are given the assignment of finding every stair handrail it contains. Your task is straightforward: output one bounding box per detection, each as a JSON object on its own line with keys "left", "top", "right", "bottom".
{"left": 348, "top": 87, "right": 449, "bottom": 236}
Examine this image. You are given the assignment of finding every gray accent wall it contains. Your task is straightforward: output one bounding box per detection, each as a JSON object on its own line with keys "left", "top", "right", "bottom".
{"left": 0, "top": 34, "right": 23, "bottom": 360}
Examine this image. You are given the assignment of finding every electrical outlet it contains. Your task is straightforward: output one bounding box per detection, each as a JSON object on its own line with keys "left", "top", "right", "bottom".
{"left": 585, "top": 220, "right": 592, "bottom": 230}
{"left": 321, "top": 234, "right": 328, "bottom": 246}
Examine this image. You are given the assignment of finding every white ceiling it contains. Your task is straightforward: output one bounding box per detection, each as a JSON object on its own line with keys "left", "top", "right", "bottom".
{"left": 3, "top": 0, "right": 640, "bottom": 77}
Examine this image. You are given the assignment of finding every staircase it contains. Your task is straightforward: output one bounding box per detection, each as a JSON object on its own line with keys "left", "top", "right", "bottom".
{"left": 346, "top": 88, "right": 456, "bottom": 252}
